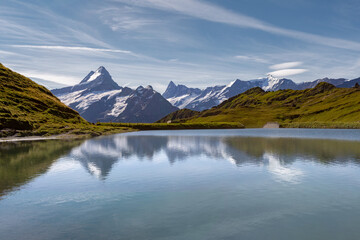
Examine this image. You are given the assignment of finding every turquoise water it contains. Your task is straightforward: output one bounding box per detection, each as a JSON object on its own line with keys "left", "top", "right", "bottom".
{"left": 1, "top": 129, "right": 360, "bottom": 240}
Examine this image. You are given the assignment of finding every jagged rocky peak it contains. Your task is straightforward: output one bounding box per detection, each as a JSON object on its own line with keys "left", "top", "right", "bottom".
{"left": 135, "top": 85, "right": 155, "bottom": 96}
{"left": 80, "top": 71, "right": 95, "bottom": 84}
{"left": 230, "top": 79, "right": 242, "bottom": 85}
{"left": 51, "top": 66, "right": 178, "bottom": 123}
{"left": 80, "top": 66, "right": 112, "bottom": 84}
{"left": 168, "top": 81, "right": 176, "bottom": 89}
{"left": 163, "top": 81, "right": 178, "bottom": 98}
{"left": 136, "top": 85, "right": 144, "bottom": 91}
{"left": 261, "top": 74, "right": 280, "bottom": 91}
{"left": 79, "top": 66, "right": 120, "bottom": 92}
{"left": 52, "top": 66, "right": 121, "bottom": 95}
{"left": 163, "top": 80, "right": 202, "bottom": 100}
{"left": 267, "top": 74, "right": 281, "bottom": 82}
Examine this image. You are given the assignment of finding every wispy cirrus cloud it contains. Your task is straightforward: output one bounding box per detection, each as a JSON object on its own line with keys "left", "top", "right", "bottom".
{"left": 113, "top": 0, "right": 360, "bottom": 51}
{"left": 11, "top": 45, "right": 134, "bottom": 55}
{"left": 235, "top": 55, "right": 268, "bottom": 64}
{"left": 0, "top": 1, "right": 110, "bottom": 48}
{"left": 19, "top": 71, "right": 81, "bottom": 86}
{"left": 99, "top": 6, "right": 160, "bottom": 31}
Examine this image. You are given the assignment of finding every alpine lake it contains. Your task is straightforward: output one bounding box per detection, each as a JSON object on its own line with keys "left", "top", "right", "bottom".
{"left": 1, "top": 129, "right": 360, "bottom": 240}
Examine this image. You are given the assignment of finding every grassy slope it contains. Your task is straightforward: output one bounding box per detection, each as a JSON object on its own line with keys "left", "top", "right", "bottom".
{"left": 167, "top": 83, "right": 360, "bottom": 128}
{"left": 156, "top": 108, "right": 199, "bottom": 123}
{"left": 0, "top": 63, "right": 130, "bottom": 137}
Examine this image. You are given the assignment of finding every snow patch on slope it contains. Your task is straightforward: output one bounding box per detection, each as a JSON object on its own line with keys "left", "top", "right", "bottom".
{"left": 262, "top": 75, "right": 280, "bottom": 91}
{"left": 86, "top": 71, "right": 101, "bottom": 83}
{"left": 167, "top": 94, "right": 198, "bottom": 109}
{"left": 108, "top": 96, "right": 128, "bottom": 117}
{"left": 58, "top": 90, "right": 85, "bottom": 106}
{"left": 58, "top": 89, "right": 123, "bottom": 111}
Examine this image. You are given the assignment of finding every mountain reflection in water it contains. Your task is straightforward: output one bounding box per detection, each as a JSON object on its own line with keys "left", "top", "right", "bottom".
{"left": 69, "top": 133, "right": 360, "bottom": 181}
{"left": 1, "top": 130, "right": 360, "bottom": 240}
{"left": 1, "top": 132, "right": 360, "bottom": 197}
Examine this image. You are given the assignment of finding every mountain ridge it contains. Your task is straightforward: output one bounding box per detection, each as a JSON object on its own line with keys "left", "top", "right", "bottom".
{"left": 52, "top": 66, "right": 178, "bottom": 123}
{"left": 158, "top": 82, "right": 360, "bottom": 128}
{"left": 163, "top": 76, "right": 353, "bottom": 111}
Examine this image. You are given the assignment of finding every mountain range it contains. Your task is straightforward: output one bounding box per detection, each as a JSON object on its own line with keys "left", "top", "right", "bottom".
{"left": 2, "top": 62, "right": 360, "bottom": 130}
{"left": 159, "top": 82, "right": 360, "bottom": 128}
{"left": 162, "top": 76, "right": 358, "bottom": 111}
{"left": 52, "top": 66, "right": 178, "bottom": 123}
{"left": 48, "top": 65, "right": 360, "bottom": 123}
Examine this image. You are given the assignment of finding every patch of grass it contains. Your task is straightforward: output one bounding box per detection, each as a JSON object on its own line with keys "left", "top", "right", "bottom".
{"left": 157, "top": 108, "right": 200, "bottom": 123}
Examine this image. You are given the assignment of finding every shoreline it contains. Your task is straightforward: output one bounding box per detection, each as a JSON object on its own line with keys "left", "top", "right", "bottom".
{"left": 0, "top": 133, "right": 94, "bottom": 143}
{"left": 2, "top": 126, "right": 360, "bottom": 143}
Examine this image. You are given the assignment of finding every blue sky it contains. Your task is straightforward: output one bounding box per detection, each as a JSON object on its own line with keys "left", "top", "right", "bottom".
{"left": 1, "top": 0, "right": 360, "bottom": 91}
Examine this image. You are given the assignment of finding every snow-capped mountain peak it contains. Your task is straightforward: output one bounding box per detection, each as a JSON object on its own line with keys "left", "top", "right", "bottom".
{"left": 69, "top": 66, "right": 121, "bottom": 93}
{"left": 163, "top": 76, "right": 300, "bottom": 111}
{"left": 80, "top": 71, "right": 95, "bottom": 84}
{"left": 80, "top": 66, "right": 112, "bottom": 84}
{"left": 52, "top": 68, "right": 178, "bottom": 123}
{"left": 263, "top": 74, "right": 281, "bottom": 91}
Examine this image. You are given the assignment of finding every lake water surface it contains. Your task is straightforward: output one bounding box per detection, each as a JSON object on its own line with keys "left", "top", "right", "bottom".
{"left": 1, "top": 129, "right": 360, "bottom": 240}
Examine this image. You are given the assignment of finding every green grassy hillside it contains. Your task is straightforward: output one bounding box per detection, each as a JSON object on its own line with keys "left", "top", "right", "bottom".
{"left": 164, "top": 83, "right": 360, "bottom": 128}
{"left": 157, "top": 108, "right": 199, "bottom": 123}
{"left": 0, "top": 64, "right": 130, "bottom": 137}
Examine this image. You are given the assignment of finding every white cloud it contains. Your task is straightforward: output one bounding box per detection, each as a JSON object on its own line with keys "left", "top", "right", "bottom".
{"left": 235, "top": 55, "right": 268, "bottom": 63}
{"left": 98, "top": 6, "right": 160, "bottom": 31}
{"left": 270, "top": 61, "right": 302, "bottom": 70}
{"left": 19, "top": 71, "right": 80, "bottom": 85}
{"left": 11, "top": 45, "right": 134, "bottom": 55}
{"left": 268, "top": 69, "right": 308, "bottom": 78}
{"left": 0, "top": 50, "right": 19, "bottom": 56}
{"left": 115, "top": 0, "right": 360, "bottom": 51}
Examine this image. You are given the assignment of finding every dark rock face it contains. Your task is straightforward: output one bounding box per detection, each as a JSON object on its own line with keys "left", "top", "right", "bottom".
{"left": 101, "top": 86, "right": 178, "bottom": 123}
{"left": 338, "top": 77, "right": 360, "bottom": 88}
{"left": 297, "top": 78, "right": 347, "bottom": 90}
{"left": 52, "top": 67, "right": 178, "bottom": 123}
